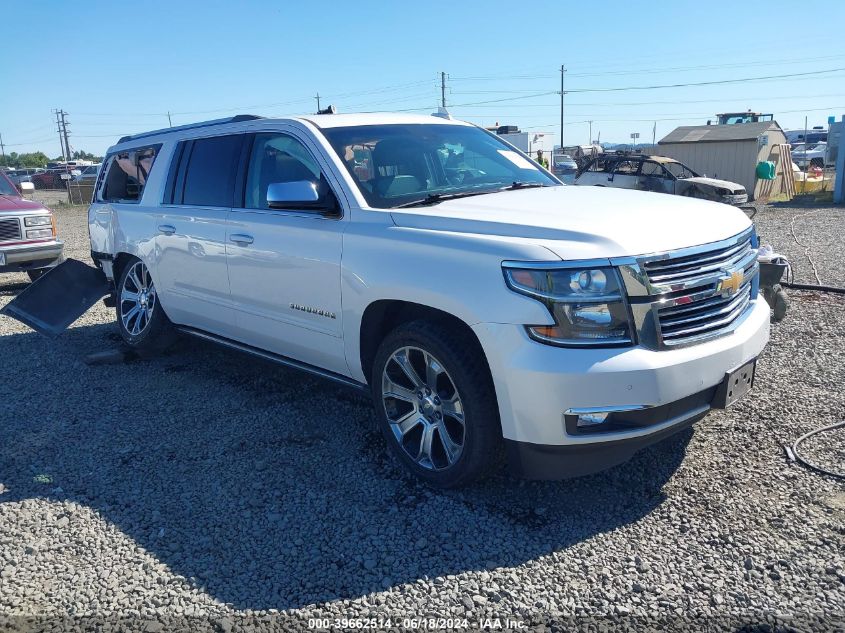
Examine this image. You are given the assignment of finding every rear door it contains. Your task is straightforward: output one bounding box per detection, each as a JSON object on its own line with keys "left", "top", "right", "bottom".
{"left": 153, "top": 134, "right": 243, "bottom": 337}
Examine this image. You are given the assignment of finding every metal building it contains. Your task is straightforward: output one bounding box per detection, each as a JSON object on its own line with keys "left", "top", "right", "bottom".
{"left": 657, "top": 121, "right": 788, "bottom": 201}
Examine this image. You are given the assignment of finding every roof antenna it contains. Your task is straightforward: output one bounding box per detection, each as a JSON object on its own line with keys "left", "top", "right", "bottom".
{"left": 432, "top": 106, "right": 452, "bottom": 120}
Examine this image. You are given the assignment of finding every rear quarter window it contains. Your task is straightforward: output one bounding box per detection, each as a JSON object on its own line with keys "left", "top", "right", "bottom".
{"left": 99, "top": 145, "right": 161, "bottom": 203}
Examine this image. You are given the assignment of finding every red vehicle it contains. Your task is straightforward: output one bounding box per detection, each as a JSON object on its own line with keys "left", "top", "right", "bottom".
{"left": 31, "top": 166, "right": 76, "bottom": 190}
{"left": 0, "top": 172, "right": 64, "bottom": 280}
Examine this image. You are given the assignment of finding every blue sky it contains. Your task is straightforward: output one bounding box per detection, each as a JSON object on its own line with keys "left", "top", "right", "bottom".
{"left": 2, "top": 0, "right": 844, "bottom": 157}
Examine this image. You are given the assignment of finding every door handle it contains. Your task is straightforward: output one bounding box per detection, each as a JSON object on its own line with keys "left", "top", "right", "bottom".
{"left": 229, "top": 234, "right": 254, "bottom": 246}
{"left": 157, "top": 224, "right": 176, "bottom": 235}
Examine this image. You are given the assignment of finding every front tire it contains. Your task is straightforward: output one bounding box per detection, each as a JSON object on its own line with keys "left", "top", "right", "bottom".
{"left": 116, "top": 257, "right": 175, "bottom": 354}
{"left": 371, "top": 320, "right": 502, "bottom": 488}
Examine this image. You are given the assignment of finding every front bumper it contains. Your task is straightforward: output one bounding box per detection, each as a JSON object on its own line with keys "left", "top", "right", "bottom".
{"left": 0, "top": 239, "right": 64, "bottom": 273}
{"left": 473, "top": 297, "right": 770, "bottom": 476}
{"left": 721, "top": 193, "right": 749, "bottom": 206}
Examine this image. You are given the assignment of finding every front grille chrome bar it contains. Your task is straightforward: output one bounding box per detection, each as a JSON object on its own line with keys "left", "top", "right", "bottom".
{"left": 617, "top": 227, "right": 759, "bottom": 349}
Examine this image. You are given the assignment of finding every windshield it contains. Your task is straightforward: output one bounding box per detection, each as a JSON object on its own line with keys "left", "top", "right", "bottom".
{"left": 0, "top": 172, "right": 19, "bottom": 196}
{"left": 663, "top": 161, "right": 699, "bottom": 179}
{"left": 321, "top": 123, "right": 559, "bottom": 209}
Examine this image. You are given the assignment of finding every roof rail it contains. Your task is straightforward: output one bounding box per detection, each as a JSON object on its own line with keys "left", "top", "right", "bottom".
{"left": 116, "top": 114, "right": 263, "bottom": 144}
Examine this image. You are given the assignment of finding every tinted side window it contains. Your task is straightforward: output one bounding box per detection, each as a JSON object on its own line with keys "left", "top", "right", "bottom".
{"left": 181, "top": 135, "right": 242, "bottom": 207}
{"left": 244, "top": 133, "right": 320, "bottom": 210}
{"left": 100, "top": 145, "right": 160, "bottom": 203}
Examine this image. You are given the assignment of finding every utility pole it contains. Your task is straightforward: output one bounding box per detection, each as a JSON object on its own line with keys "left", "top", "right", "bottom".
{"left": 60, "top": 111, "right": 71, "bottom": 161}
{"left": 167, "top": 111, "right": 173, "bottom": 127}
{"left": 54, "top": 110, "right": 66, "bottom": 161}
{"left": 315, "top": 93, "right": 321, "bottom": 113}
{"left": 0, "top": 132, "right": 5, "bottom": 163}
{"left": 559, "top": 64, "right": 566, "bottom": 150}
{"left": 588, "top": 120, "right": 593, "bottom": 145}
{"left": 652, "top": 121, "right": 657, "bottom": 147}
{"left": 440, "top": 72, "right": 447, "bottom": 109}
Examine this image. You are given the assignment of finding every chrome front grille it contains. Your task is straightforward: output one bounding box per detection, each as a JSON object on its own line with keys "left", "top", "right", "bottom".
{"left": 643, "top": 236, "right": 753, "bottom": 288}
{"left": 0, "top": 218, "right": 22, "bottom": 243}
{"left": 619, "top": 228, "right": 759, "bottom": 349}
{"left": 657, "top": 281, "right": 752, "bottom": 344}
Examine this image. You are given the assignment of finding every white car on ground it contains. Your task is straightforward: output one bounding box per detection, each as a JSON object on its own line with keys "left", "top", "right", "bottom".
{"left": 85, "top": 113, "right": 769, "bottom": 487}
{"left": 791, "top": 143, "right": 828, "bottom": 169}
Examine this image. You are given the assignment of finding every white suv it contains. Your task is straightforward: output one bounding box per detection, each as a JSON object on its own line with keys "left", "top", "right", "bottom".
{"left": 87, "top": 113, "right": 769, "bottom": 487}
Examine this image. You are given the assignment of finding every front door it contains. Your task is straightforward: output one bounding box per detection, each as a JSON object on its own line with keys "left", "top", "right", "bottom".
{"left": 638, "top": 161, "right": 674, "bottom": 195}
{"left": 608, "top": 159, "right": 642, "bottom": 189}
{"left": 226, "top": 131, "right": 348, "bottom": 375}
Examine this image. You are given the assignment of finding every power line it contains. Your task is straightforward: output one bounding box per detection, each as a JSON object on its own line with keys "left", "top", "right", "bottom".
{"left": 565, "top": 53, "right": 845, "bottom": 78}
{"left": 449, "top": 93, "right": 845, "bottom": 109}
{"left": 565, "top": 67, "right": 845, "bottom": 94}
{"left": 447, "top": 53, "right": 845, "bottom": 83}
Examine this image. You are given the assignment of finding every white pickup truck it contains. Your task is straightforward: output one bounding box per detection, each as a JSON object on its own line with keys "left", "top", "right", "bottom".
{"left": 81, "top": 113, "right": 768, "bottom": 487}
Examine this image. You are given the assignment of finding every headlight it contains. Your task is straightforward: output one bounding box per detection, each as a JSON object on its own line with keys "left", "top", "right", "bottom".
{"left": 24, "top": 215, "right": 52, "bottom": 227}
{"left": 503, "top": 264, "right": 633, "bottom": 346}
{"left": 26, "top": 228, "right": 53, "bottom": 239}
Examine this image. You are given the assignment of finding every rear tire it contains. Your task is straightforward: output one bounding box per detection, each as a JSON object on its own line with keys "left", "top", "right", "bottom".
{"left": 115, "top": 257, "right": 176, "bottom": 354}
{"left": 371, "top": 320, "right": 502, "bottom": 488}
{"left": 27, "top": 269, "right": 46, "bottom": 282}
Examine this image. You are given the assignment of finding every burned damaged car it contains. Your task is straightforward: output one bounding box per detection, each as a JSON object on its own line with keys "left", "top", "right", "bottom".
{"left": 575, "top": 154, "right": 748, "bottom": 205}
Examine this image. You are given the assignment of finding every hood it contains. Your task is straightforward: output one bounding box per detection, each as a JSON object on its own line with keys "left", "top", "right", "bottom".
{"left": 682, "top": 176, "right": 745, "bottom": 192}
{"left": 390, "top": 185, "right": 751, "bottom": 261}
{"left": 0, "top": 194, "right": 46, "bottom": 213}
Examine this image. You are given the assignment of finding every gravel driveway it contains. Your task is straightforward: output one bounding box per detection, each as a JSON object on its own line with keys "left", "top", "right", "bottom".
{"left": 0, "top": 204, "right": 843, "bottom": 631}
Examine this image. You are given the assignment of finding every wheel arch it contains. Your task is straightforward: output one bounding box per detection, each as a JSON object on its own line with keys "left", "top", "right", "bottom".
{"left": 112, "top": 252, "right": 135, "bottom": 282}
{"left": 358, "top": 300, "right": 493, "bottom": 390}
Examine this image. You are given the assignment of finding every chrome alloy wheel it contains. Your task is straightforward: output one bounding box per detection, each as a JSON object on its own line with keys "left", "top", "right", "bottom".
{"left": 120, "top": 261, "right": 156, "bottom": 336}
{"left": 381, "top": 346, "right": 465, "bottom": 471}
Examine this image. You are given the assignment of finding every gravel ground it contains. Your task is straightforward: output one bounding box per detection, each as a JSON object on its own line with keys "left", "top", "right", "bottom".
{"left": 0, "top": 204, "right": 843, "bottom": 631}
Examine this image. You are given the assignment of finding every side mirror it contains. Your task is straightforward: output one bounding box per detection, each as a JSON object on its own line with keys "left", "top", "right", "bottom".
{"left": 266, "top": 178, "right": 339, "bottom": 215}
{"left": 20, "top": 181, "right": 35, "bottom": 193}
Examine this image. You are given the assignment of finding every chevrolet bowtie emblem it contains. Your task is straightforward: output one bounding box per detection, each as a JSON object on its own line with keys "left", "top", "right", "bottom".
{"left": 719, "top": 269, "right": 744, "bottom": 296}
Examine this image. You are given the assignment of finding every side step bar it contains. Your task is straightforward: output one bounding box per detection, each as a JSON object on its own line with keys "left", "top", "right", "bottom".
{"left": 177, "top": 326, "right": 368, "bottom": 393}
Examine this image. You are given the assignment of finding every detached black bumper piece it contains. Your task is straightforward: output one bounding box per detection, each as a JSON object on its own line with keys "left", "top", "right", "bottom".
{"left": 0, "top": 258, "right": 111, "bottom": 337}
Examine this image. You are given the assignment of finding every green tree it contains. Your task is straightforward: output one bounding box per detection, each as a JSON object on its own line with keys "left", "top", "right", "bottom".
{"left": 0, "top": 152, "right": 19, "bottom": 168}
{"left": 18, "top": 152, "right": 50, "bottom": 167}
{"left": 72, "top": 149, "right": 102, "bottom": 161}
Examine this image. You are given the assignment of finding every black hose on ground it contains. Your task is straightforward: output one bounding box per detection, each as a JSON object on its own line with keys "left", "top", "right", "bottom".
{"left": 781, "top": 281, "right": 845, "bottom": 294}
{"left": 789, "top": 421, "right": 845, "bottom": 480}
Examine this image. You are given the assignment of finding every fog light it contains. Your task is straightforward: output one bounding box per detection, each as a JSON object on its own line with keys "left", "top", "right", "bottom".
{"left": 26, "top": 228, "right": 53, "bottom": 239}
{"left": 576, "top": 412, "right": 609, "bottom": 427}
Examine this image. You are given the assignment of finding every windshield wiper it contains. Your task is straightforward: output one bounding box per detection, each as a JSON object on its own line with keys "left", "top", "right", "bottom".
{"left": 393, "top": 182, "right": 553, "bottom": 208}
{"left": 501, "top": 181, "right": 550, "bottom": 191}
{"left": 392, "top": 190, "right": 495, "bottom": 208}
